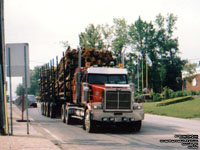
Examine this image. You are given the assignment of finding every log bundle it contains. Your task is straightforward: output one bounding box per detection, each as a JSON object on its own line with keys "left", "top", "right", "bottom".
{"left": 38, "top": 47, "right": 113, "bottom": 101}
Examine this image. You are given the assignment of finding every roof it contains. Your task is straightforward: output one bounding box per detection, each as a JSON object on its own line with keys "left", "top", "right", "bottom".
{"left": 87, "top": 67, "right": 128, "bottom": 75}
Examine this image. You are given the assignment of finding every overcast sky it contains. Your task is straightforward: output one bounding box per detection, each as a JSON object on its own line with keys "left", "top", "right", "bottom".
{"left": 4, "top": 0, "right": 200, "bottom": 97}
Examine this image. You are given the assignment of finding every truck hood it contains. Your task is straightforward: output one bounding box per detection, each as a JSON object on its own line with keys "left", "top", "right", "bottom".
{"left": 89, "top": 84, "right": 130, "bottom": 89}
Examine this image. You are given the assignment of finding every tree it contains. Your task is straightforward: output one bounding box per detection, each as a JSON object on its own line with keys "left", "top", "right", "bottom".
{"left": 129, "top": 17, "right": 157, "bottom": 91}
{"left": 100, "top": 24, "right": 114, "bottom": 50}
{"left": 79, "top": 24, "right": 104, "bottom": 49}
{"left": 155, "top": 13, "right": 185, "bottom": 91}
{"left": 28, "top": 66, "right": 40, "bottom": 96}
{"left": 15, "top": 66, "right": 40, "bottom": 96}
{"left": 112, "top": 18, "right": 129, "bottom": 64}
{"left": 183, "top": 61, "right": 197, "bottom": 83}
{"left": 16, "top": 83, "right": 24, "bottom": 96}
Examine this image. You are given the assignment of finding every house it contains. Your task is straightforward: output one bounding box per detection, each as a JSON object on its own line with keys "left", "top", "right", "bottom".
{"left": 182, "top": 62, "right": 200, "bottom": 91}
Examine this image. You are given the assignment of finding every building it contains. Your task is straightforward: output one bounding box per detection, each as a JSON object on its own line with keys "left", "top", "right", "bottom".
{"left": 182, "top": 62, "right": 200, "bottom": 92}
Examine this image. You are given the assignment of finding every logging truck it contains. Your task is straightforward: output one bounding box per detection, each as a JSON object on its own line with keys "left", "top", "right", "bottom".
{"left": 39, "top": 47, "right": 144, "bottom": 133}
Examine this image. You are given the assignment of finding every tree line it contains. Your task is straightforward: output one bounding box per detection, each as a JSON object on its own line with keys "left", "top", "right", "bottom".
{"left": 79, "top": 13, "right": 186, "bottom": 93}
{"left": 16, "top": 13, "right": 187, "bottom": 96}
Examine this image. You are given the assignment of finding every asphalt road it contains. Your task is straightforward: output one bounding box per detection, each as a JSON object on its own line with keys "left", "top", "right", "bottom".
{"left": 28, "top": 104, "right": 200, "bottom": 150}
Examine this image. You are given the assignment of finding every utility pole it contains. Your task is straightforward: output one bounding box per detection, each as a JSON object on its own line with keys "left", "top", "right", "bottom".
{"left": 0, "top": 0, "right": 7, "bottom": 135}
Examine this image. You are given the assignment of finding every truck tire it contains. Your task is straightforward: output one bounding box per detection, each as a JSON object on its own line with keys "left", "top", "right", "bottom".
{"left": 46, "top": 103, "right": 50, "bottom": 117}
{"left": 134, "top": 121, "right": 142, "bottom": 132}
{"left": 61, "top": 104, "right": 66, "bottom": 123}
{"left": 44, "top": 103, "right": 47, "bottom": 116}
{"left": 41, "top": 103, "right": 44, "bottom": 115}
{"left": 50, "top": 104, "right": 55, "bottom": 118}
{"left": 84, "top": 109, "right": 96, "bottom": 133}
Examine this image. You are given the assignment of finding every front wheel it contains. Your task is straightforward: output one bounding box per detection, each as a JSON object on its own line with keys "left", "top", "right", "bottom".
{"left": 134, "top": 121, "right": 142, "bottom": 132}
{"left": 84, "top": 109, "right": 96, "bottom": 133}
{"left": 66, "top": 107, "right": 73, "bottom": 124}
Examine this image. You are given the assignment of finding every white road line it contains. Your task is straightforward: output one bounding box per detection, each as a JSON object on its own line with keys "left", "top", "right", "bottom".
{"left": 43, "top": 128, "right": 65, "bottom": 143}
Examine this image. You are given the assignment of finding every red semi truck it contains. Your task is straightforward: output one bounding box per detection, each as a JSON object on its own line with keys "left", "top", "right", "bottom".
{"left": 39, "top": 48, "right": 144, "bottom": 133}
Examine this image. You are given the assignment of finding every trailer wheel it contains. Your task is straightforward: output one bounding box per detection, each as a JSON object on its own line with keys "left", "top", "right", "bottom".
{"left": 46, "top": 103, "right": 50, "bottom": 117}
{"left": 134, "top": 121, "right": 142, "bottom": 132}
{"left": 84, "top": 109, "right": 96, "bottom": 133}
{"left": 41, "top": 103, "right": 44, "bottom": 115}
{"left": 50, "top": 104, "right": 55, "bottom": 118}
{"left": 44, "top": 103, "right": 47, "bottom": 116}
{"left": 61, "top": 104, "right": 66, "bottom": 123}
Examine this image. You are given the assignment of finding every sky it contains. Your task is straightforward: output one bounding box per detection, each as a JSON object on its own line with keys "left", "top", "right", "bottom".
{"left": 4, "top": 0, "right": 200, "bottom": 97}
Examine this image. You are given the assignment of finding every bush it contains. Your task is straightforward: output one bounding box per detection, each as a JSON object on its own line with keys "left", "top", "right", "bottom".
{"left": 156, "top": 96, "right": 192, "bottom": 106}
{"left": 163, "top": 87, "right": 173, "bottom": 99}
{"left": 189, "top": 90, "right": 196, "bottom": 95}
{"left": 196, "top": 91, "right": 200, "bottom": 95}
{"left": 150, "top": 92, "right": 161, "bottom": 102}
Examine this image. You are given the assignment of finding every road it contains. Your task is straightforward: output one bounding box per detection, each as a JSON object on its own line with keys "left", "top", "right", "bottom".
{"left": 28, "top": 104, "right": 200, "bottom": 150}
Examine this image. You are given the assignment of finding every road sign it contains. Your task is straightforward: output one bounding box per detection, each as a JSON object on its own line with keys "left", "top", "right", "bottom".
{"left": 5, "top": 43, "right": 30, "bottom": 87}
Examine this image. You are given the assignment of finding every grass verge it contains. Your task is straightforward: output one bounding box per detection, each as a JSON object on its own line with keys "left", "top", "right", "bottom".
{"left": 143, "top": 98, "right": 200, "bottom": 118}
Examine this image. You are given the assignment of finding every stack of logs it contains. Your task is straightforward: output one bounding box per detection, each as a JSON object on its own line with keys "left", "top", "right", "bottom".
{"left": 38, "top": 47, "right": 113, "bottom": 101}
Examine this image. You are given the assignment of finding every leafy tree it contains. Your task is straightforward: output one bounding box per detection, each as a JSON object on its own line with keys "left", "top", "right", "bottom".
{"left": 100, "top": 24, "right": 114, "bottom": 50}
{"left": 155, "top": 13, "right": 186, "bottom": 91}
{"left": 129, "top": 17, "right": 157, "bottom": 91}
{"left": 15, "top": 66, "right": 40, "bottom": 96}
{"left": 16, "top": 83, "right": 24, "bottom": 96}
{"left": 112, "top": 18, "right": 129, "bottom": 64}
{"left": 183, "top": 61, "right": 197, "bottom": 82}
{"left": 28, "top": 66, "right": 40, "bottom": 96}
{"left": 79, "top": 24, "right": 104, "bottom": 49}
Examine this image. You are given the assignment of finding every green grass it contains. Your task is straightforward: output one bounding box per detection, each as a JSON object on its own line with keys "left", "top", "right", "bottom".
{"left": 143, "top": 98, "right": 200, "bottom": 118}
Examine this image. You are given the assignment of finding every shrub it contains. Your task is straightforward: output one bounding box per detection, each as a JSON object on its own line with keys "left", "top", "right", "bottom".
{"left": 196, "top": 91, "right": 200, "bottom": 95}
{"left": 163, "top": 87, "right": 173, "bottom": 99}
{"left": 156, "top": 96, "right": 192, "bottom": 106}
{"left": 150, "top": 92, "right": 161, "bottom": 102}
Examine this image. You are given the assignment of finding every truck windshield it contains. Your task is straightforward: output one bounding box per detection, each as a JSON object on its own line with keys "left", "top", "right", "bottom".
{"left": 88, "top": 74, "right": 127, "bottom": 84}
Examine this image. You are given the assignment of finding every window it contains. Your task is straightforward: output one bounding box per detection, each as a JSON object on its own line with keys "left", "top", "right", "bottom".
{"left": 88, "top": 74, "right": 127, "bottom": 84}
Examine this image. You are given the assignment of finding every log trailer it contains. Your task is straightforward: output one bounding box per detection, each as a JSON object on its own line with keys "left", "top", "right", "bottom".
{"left": 38, "top": 47, "right": 144, "bottom": 133}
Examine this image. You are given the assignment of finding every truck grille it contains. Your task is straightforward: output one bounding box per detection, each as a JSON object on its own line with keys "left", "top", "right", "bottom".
{"left": 105, "top": 90, "right": 131, "bottom": 110}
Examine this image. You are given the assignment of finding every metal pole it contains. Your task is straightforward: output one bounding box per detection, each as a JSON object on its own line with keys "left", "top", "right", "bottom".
{"left": 137, "top": 57, "right": 139, "bottom": 92}
{"left": 142, "top": 55, "right": 144, "bottom": 92}
{"left": 8, "top": 48, "right": 13, "bottom": 135}
{"left": 146, "top": 55, "right": 148, "bottom": 92}
{"left": 0, "top": 64, "right": 5, "bottom": 132}
{"left": 24, "top": 46, "right": 29, "bottom": 134}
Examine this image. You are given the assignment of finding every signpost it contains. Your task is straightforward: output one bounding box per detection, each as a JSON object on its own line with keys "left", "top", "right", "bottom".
{"left": 6, "top": 43, "right": 30, "bottom": 135}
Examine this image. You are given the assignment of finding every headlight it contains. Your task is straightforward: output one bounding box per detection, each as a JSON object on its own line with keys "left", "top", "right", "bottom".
{"left": 93, "top": 104, "right": 102, "bottom": 109}
{"left": 133, "top": 104, "right": 143, "bottom": 110}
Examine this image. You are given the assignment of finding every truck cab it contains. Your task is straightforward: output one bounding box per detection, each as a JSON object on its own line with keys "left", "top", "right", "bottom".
{"left": 68, "top": 66, "right": 144, "bottom": 132}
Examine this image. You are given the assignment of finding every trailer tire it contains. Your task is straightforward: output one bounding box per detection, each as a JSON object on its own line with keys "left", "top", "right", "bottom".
{"left": 41, "top": 103, "right": 44, "bottom": 115}
{"left": 44, "top": 103, "right": 47, "bottom": 116}
{"left": 50, "top": 104, "right": 55, "bottom": 118}
{"left": 84, "top": 109, "right": 96, "bottom": 133}
{"left": 46, "top": 103, "right": 50, "bottom": 117}
{"left": 61, "top": 104, "right": 66, "bottom": 123}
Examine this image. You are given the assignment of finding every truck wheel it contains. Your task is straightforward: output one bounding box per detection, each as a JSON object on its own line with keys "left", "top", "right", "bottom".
{"left": 84, "top": 109, "right": 96, "bottom": 133}
{"left": 66, "top": 108, "right": 72, "bottom": 124}
{"left": 41, "top": 103, "right": 44, "bottom": 115}
{"left": 61, "top": 104, "right": 66, "bottom": 123}
{"left": 50, "top": 104, "right": 55, "bottom": 118}
{"left": 134, "top": 121, "right": 142, "bottom": 132}
{"left": 44, "top": 103, "right": 47, "bottom": 116}
{"left": 46, "top": 104, "right": 50, "bottom": 117}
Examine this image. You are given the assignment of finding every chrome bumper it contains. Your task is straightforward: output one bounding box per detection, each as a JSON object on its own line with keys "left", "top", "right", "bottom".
{"left": 91, "top": 109, "right": 144, "bottom": 122}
